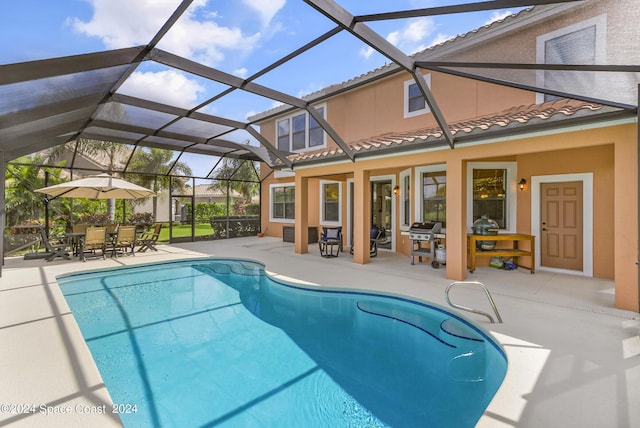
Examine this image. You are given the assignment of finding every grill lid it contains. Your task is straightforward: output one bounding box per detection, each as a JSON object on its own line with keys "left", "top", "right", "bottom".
{"left": 409, "top": 222, "right": 442, "bottom": 234}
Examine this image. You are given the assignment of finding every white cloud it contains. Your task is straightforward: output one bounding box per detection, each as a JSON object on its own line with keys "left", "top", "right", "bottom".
{"left": 241, "top": 0, "right": 285, "bottom": 27}
{"left": 359, "top": 17, "right": 437, "bottom": 59}
{"left": 428, "top": 33, "right": 455, "bottom": 48}
{"left": 69, "top": 0, "right": 181, "bottom": 48}
{"left": 118, "top": 70, "right": 205, "bottom": 109}
{"left": 233, "top": 68, "right": 249, "bottom": 78}
{"left": 485, "top": 10, "right": 515, "bottom": 26}
{"left": 69, "top": 0, "right": 269, "bottom": 67}
{"left": 386, "top": 17, "right": 435, "bottom": 55}
{"left": 359, "top": 46, "right": 375, "bottom": 60}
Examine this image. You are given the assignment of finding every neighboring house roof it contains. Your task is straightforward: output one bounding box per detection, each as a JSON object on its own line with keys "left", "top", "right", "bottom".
{"left": 282, "top": 99, "right": 626, "bottom": 166}
{"left": 176, "top": 184, "right": 243, "bottom": 198}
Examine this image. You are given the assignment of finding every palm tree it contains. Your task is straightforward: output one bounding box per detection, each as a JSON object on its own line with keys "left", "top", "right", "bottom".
{"left": 209, "top": 158, "right": 260, "bottom": 203}
{"left": 45, "top": 102, "right": 131, "bottom": 220}
{"left": 127, "top": 148, "right": 192, "bottom": 219}
{"left": 5, "top": 157, "right": 66, "bottom": 226}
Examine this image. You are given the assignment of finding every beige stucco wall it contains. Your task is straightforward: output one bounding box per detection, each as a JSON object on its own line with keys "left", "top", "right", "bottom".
{"left": 261, "top": 122, "right": 637, "bottom": 311}
{"left": 256, "top": 1, "right": 639, "bottom": 311}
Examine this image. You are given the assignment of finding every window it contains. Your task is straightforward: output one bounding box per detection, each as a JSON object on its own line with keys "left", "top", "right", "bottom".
{"left": 536, "top": 15, "right": 606, "bottom": 103}
{"left": 414, "top": 165, "right": 446, "bottom": 227}
{"left": 276, "top": 105, "right": 326, "bottom": 152}
{"left": 467, "top": 162, "right": 517, "bottom": 232}
{"left": 404, "top": 74, "right": 431, "bottom": 118}
{"left": 277, "top": 118, "right": 290, "bottom": 151}
{"left": 472, "top": 169, "right": 506, "bottom": 228}
{"left": 422, "top": 171, "right": 446, "bottom": 226}
{"left": 320, "top": 180, "right": 341, "bottom": 225}
{"left": 308, "top": 112, "right": 323, "bottom": 147}
{"left": 270, "top": 184, "right": 295, "bottom": 222}
{"left": 291, "top": 113, "right": 305, "bottom": 150}
{"left": 399, "top": 168, "right": 411, "bottom": 230}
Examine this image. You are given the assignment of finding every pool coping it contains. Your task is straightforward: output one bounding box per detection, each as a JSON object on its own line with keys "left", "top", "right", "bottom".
{"left": 1, "top": 238, "right": 638, "bottom": 427}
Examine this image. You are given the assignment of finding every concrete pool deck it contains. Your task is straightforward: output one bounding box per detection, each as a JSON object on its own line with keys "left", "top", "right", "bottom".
{"left": 0, "top": 236, "right": 638, "bottom": 427}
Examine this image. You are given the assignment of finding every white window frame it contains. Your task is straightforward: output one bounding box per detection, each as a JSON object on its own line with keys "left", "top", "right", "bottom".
{"left": 275, "top": 103, "right": 327, "bottom": 153}
{"left": 269, "top": 183, "right": 295, "bottom": 223}
{"left": 535, "top": 14, "right": 607, "bottom": 104}
{"left": 399, "top": 168, "right": 412, "bottom": 231}
{"left": 414, "top": 164, "right": 446, "bottom": 229}
{"left": 467, "top": 162, "right": 517, "bottom": 233}
{"left": 404, "top": 74, "right": 432, "bottom": 118}
{"left": 319, "top": 179, "right": 342, "bottom": 226}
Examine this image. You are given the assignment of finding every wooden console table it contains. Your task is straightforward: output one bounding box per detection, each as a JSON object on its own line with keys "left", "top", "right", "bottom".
{"left": 468, "top": 234, "right": 535, "bottom": 274}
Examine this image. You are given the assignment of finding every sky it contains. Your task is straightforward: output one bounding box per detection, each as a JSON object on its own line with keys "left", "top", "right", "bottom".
{"left": 1, "top": 0, "right": 519, "bottom": 177}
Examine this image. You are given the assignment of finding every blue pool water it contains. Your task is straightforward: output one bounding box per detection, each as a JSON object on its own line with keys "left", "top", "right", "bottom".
{"left": 58, "top": 258, "right": 507, "bottom": 427}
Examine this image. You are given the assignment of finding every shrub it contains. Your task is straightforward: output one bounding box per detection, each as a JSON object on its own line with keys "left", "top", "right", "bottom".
{"left": 128, "top": 212, "right": 153, "bottom": 226}
{"left": 244, "top": 203, "right": 260, "bottom": 216}
{"left": 79, "top": 213, "right": 111, "bottom": 225}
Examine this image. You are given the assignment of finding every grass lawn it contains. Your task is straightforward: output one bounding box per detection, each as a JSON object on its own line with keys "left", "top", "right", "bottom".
{"left": 158, "top": 223, "right": 213, "bottom": 242}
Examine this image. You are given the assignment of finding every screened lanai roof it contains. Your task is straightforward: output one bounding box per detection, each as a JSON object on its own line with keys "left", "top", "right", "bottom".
{"left": 1, "top": 0, "right": 639, "bottom": 178}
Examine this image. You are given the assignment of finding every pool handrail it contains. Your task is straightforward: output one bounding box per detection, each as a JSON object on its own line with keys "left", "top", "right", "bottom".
{"left": 445, "top": 281, "right": 503, "bottom": 323}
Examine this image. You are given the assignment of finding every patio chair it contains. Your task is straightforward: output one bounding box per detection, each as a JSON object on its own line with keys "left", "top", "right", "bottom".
{"left": 349, "top": 225, "right": 383, "bottom": 257}
{"left": 369, "top": 225, "right": 383, "bottom": 257}
{"left": 138, "top": 223, "right": 162, "bottom": 252}
{"left": 319, "top": 226, "right": 343, "bottom": 258}
{"left": 80, "top": 226, "right": 107, "bottom": 261}
{"left": 38, "top": 228, "right": 71, "bottom": 262}
{"left": 111, "top": 226, "right": 136, "bottom": 258}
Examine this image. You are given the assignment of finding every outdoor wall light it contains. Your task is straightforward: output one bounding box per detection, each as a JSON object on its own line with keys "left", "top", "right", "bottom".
{"left": 393, "top": 185, "right": 400, "bottom": 196}
{"left": 519, "top": 178, "right": 527, "bottom": 191}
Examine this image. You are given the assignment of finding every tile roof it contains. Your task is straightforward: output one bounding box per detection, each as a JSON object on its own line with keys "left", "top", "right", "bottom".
{"left": 285, "top": 99, "right": 612, "bottom": 164}
{"left": 251, "top": 6, "right": 542, "bottom": 121}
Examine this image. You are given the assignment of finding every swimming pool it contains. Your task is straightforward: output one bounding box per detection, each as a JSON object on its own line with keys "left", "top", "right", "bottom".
{"left": 58, "top": 258, "right": 507, "bottom": 427}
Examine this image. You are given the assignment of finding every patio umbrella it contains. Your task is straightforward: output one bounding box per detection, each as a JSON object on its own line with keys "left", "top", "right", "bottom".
{"left": 35, "top": 173, "right": 155, "bottom": 200}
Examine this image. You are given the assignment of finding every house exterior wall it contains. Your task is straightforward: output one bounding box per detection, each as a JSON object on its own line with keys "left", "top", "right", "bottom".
{"left": 516, "top": 144, "right": 615, "bottom": 278}
{"left": 261, "top": 120, "right": 637, "bottom": 311}
{"left": 256, "top": 1, "right": 639, "bottom": 312}
{"left": 321, "top": 72, "right": 533, "bottom": 147}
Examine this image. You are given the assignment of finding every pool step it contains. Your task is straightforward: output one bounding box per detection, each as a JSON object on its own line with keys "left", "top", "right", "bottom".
{"left": 439, "top": 318, "right": 487, "bottom": 382}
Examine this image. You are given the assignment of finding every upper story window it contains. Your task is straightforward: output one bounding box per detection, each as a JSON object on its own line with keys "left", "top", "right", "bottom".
{"left": 276, "top": 105, "right": 326, "bottom": 152}
{"left": 536, "top": 15, "right": 606, "bottom": 103}
{"left": 414, "top": 165, "right": 446, "bottom": 227}
{"left": 270, "top": 184, "right": 295, "bottom": 222}
{"left": 404, "top": 74, "right": 431, "bottom": 118}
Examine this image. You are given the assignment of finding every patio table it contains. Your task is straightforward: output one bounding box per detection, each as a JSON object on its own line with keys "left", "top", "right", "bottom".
{"left": 65, "top": 230, "right": 118, "bottom": 258}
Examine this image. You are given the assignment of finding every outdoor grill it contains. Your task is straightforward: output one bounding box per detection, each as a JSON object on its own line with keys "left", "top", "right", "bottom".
{"left": 409, "top": 222, "right": 443, "bottom": 267}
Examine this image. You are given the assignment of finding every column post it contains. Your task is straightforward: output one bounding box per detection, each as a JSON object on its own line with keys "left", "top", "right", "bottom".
{"left": 445, "top": 157, "right": 467, "bottom": 280}
{"left": 294, "top": 174, "right": 309, "bottom": 254}
{"left": 353, "top": 168, "right": 370, "bottom": 264}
